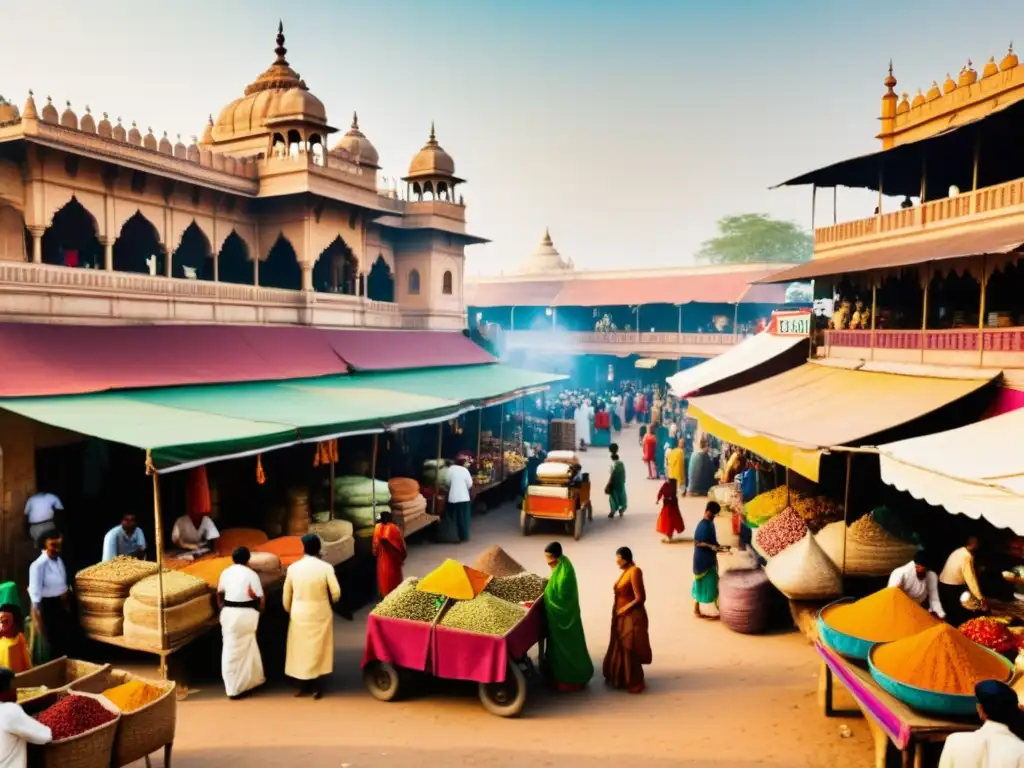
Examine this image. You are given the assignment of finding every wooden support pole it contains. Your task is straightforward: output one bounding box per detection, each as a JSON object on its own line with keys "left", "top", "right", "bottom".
{"left": 833, "top": 187, "right": 838, "bottom": 224}
{"left": 811, "top": 184, "right": 817, "bottom": 229}
{"left": 329, "top": 461, "right": 335, "bottom": 520}
{"left": 370, "top": 433, "right": 379, "bottom": 509}
{"left": 841, "top": 453, "right": 853, "bottom": 583}
{"left": 870, "top": 283, "right": 878, "bottom": 361}
{"left": 920, "top": 153, "right": 928, "bottom": 203}
{"left": 921, "top": 266, "right": 930, "bottom": 364}
{"left": 434, "top": 423, "right": 443, "bottom": 514}
{"left": 148, "top": 455, "right": 168, "bottom": 677}
{"left": 979, "top": 255, "right": 988, "bottom": 366}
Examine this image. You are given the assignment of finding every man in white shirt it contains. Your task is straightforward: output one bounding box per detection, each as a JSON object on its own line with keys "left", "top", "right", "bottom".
{"left": 217, "top": 547, "right": 266, "bottom": 699}
{"left": 445, "top": 458, "right": 475, "bottom": 543}
{"left": 170, "top": 513, "right": 220, "bottom": 552}
{"left": 888, "top": 554, "right": 945, "bottom": 618}
{"left": 22, "top": 493, "right": 62, "bottom": 547}
{"left": 27, "top": 533, "right": 72, "bottom": 660}
{"left": 940, "top": 680, "right": 1024, "bottom": 767}
{"left": 0, "top": 665, "right": 52, "bottom": 768}
{"left": 101, "top": 514, "right": 147, "bottom": 562}
{"left": 940, "top": 536, "right": 986, "bottom": 626}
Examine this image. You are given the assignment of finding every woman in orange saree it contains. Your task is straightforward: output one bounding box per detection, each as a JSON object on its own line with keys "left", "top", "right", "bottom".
{"left": 372, "top": 511, "right": 407, "bottom": 598}
{"left": 602, "top": 547, "right": 652, "bottom": 694}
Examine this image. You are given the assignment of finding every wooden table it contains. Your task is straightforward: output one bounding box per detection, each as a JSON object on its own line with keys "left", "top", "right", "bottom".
{"left": 84, "top": 617, "right": 219, "bottom": 680}
{"left": 817, "top": 642, "right": 976, "bottom": 768}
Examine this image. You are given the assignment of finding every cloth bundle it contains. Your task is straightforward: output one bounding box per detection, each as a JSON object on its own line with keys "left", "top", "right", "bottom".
{"left": 391, "top": 494, "right": 428, "bottom": 534}
{"left": 388, "top": 477, "right": 421, "bottom": 504}
{"left": 764, "top": 532, "right": 842, "bottom": 601}
{"left": 338, "top": 504, "right": 389, "bottom": 530}
{"left": 422, "top": 462, "right": 450, "bottom": 490}
{"left": 536, "top": 462, "right": 575, "bottom": 483}
{"left": 546, "top": 450, "right": 580, "bottom": 465}
{"left": 129, "top": 572, "right": 210, "bottom": 608}
{"left": 335, "top": 476, "right": 391, "bottom": 530}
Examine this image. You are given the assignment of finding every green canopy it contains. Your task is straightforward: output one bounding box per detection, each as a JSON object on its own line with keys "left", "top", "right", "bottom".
{"left": 0, "top": 364, "right": 565, "bottom": 472}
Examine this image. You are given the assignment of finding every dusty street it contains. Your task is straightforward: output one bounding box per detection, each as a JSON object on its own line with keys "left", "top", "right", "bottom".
{"left": 152, "top": 429, "right": 875, "bottom": 767}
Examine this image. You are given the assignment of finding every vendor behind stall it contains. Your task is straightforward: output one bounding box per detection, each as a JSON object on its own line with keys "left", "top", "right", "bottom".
{"left": 27, "top": 532, "right": 73, "bottom": 661}
{"left": 940, "top": 536, "right": 986, "bottom": 625}
{"left": 101, "top": 514, "right": 146, "bottom": 562}
{"left": 888, "top": 554, "right": 945, "bottom": 619}
{"left": 172, "top": 466, "right": 220, "bottom": 552}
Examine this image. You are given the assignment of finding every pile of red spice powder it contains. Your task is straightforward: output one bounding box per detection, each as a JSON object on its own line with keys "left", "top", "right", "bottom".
{"left": 35, "top": 694, "right": 115, "bottom": 740}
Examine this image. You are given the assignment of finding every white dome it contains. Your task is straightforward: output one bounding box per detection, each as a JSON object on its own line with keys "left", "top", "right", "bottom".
{"left": 518, "top": 228, "right": 573, "bottom": 274}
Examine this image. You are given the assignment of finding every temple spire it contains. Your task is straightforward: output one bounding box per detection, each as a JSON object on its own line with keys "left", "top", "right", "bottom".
{"left": 274, "top": 21, "right": 288, "bottom": 65}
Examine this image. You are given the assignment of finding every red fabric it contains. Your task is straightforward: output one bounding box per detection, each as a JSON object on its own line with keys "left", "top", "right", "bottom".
{"left": 635, "top": 394, "right": 647, "bottom": 414}
{"left": 655, "top": 481, "right": 685, "bottom": 536}
{"left": 186, "top": 467, "right": 212, "bottom": 520}
{"left": 372, "top": 522, "right": 406, "bottom": 597}
{"left": 985, "top": 387, "right": 1024, "bottom": 418}
{"left": 642, "top": 433, "right": 657, "bottom": 462}
{"left": 0, "top": 324, "right": 495, "bottom": 397}
{"left": 594, "top": 411, "right": 611, "bottom": 429}
{"left": 431, "top": 599, "right": 544, "bottom": 683}
{"left": 361, "top": 613, "right": 433, "bottom": 671}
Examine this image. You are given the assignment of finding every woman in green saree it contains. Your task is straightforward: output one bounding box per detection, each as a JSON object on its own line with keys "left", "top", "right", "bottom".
{"left": 543, "top": 542, "right": 593, "bottom": 692}
{"left": 606, "top": 452, "right": 628, "bottom": 518}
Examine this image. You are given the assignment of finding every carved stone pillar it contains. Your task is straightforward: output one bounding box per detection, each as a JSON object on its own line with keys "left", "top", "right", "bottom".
{"left": 101, "top": 239, "right": 114, "bottom": 272}
{"left": 27, "top": 227, "right": 44, "bottom": 264}
{"left": 301, "top": 263, "right": 314, "bottom": 292}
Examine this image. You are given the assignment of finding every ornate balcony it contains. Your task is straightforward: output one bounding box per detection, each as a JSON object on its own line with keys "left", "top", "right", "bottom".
{"left": 500, "top": 330, "right": 743, "bottom": 359}
{"left": 821, "top": 327, "right": 1024, "bottom": 368}
{"left": 0, "top": 261, "right": 403, "bottom": 328}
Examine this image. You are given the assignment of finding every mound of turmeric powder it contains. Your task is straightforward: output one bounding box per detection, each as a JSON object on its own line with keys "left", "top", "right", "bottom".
{"left": 873, "top": 623, "right": 1011, "bottom": 695}
{"left": 102, "top": 680, "right": 164, "bottom": 712}
{"left": 822, "top": 587, "right": 938, "bottom": 642}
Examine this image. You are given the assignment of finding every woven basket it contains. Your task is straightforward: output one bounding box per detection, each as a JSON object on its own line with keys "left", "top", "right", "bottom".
{"left": 123, "top": 593, "right": 214, "bottom": 634}
{"left": 80, "top": 613, "right": 124, "bottom": 638}
{"left": 122, "top": 616, "right": 204, "bottom": 649}
{"left": 26, "top": 691, "right": 120, "bottom": 768}
{"left": 390, "top": 496, "right": 427, "bottom": 513}
{"left": 248, "top": 552, "right": 282, "bottom": 574}
{"left": 77, "top": 594, "right": 126, "bottom": 617}
{"left": 70, "top": 669, "right": 176, "bottom": 768}
{"left": 815, "top": 519, "right": 918, "bottom": 577}
{"left": 15, "top": 658, "right": 110, "bottom": 696}
{"left": 129, "top": 572, "right": 209, "bottom": 608}
{"left": 75, "top": 557, "right": 159, "bottom": 589}
{"left": 309, "top": 519, "right": 353, "bottom": 544}
{"left": 320, "top": 535, "right": 355, "bottom": 567}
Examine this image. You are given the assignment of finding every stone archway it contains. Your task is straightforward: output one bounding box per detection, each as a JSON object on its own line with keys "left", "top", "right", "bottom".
{"left": 42, "top": 198, "right": 102, "bottom": 268}
{"left": 172, "top": 222, "right": 213, "bottom": 281}
{"left": 218, "top": 230, "right": 253, "bottom": 286}
{"left": 367, "top": 255, "right": 394, "bottom": 302}
{"left": 113, "top": 211, "right": 164, "bottom": 275}
{"left": 261, "top": 234, "right": 302, "bottom": 291}
{"left": 313, "top": 236, "right": 358, "bottom": 295}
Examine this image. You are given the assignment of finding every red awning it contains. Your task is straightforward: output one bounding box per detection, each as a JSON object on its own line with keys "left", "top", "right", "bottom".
{"left": 551, "top": 269, "right": 790, "bottom": 307}
{"left": 0, "top": 324, "right": 493, "bottom": 397}
{"left": 465, "top": 280, "right": 565, "bottom": 307}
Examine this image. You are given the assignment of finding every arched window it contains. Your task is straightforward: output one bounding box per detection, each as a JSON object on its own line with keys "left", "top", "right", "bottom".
{"left": 442, "top": 270, "right": 453, "bottom": 295}
{"left": 408, "top": 269, "right": 421, "bottom": 295}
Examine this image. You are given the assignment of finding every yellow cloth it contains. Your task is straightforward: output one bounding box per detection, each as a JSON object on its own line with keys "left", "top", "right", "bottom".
{"left": 939, "top": 547, "right": 984, "bottom": 601}
{"left": 0, "top": 634, "right": 32, "bottom": 674}
{"left": 283, "top": 556, "right": 342, "bottom": 681}
{"left": 667, "top": 448, "right": 686, "bottom": 485}
{"left": 417, "top": 559, "right": 491, "bottom": 600}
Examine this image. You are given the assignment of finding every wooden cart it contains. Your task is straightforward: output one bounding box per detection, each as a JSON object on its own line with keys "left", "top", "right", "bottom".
{"left": 521, "top": 475, "right": 593, "bottom": 541}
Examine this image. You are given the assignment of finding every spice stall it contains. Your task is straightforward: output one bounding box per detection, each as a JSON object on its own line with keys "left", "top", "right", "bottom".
{"left": 362, "top": 556, "right": 547, "bottom": 717}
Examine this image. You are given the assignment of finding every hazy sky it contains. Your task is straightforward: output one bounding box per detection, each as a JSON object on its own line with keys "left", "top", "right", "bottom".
{"left": 5, "top": 1, "right": 1021, "bottom": 274}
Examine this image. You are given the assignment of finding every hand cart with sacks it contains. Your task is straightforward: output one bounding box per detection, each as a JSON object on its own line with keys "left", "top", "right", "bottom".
{"left": 521, "top": 452, "right": 592, "bottom": 540}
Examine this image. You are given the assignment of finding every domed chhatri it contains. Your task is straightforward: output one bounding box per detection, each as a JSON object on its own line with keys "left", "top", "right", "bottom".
{"left": 331, "top": 112, "right": 379, "bottom": 168}
{"left": 911, "top": 89, "right": 925, "bottom": 108}
{"left": 405, "top": 122, "right": 458, "bottom": 180}
{"left": 59, "top": 101, "right": 78, "bottom": 130}
{"left": 926, "top": 81, "right": 941, "bottom": 101}
{"left": 212, "top": 22, "right": 331, "bottom": 143}
{"left": 897, "top": 92, "right": 910, "bottom": 114}
{"left": 40, "top": 96, "right": 59, "bottom": 124}
{"left": 0, "top": 96, "right": 19, "bottom": 124}
{"left": 518, "top": 228, "right": 574, "bottom": 275}
{"left": 942, "top": 73, "right": 957, "bottom": 94}
{"left": 79, "top": 106, "right": 96, "bottom": 134}
{"left": 983, "top": 56, "right": 1000, "bottom": 78}
{"left": 958, "top": 60, "right": 978, "bottom": 87}
{"left": 1002, "top": 43, "right": 1019, "bottom": 71}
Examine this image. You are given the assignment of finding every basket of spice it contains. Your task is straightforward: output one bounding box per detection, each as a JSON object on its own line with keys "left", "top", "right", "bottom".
{"left": 817, "top": 587, "right": 939, "bottom": 660}
{"left": 92, "top": 671, "right": 175, "bottom": 768}
{"left": 15, "top": 658, "right": 110, "bottom": 703}
{"left": 868, "top": 623, "right": 1014, "bottom": 716}
{"left": 24, "top": 690, "right": 120, "bottom": 768}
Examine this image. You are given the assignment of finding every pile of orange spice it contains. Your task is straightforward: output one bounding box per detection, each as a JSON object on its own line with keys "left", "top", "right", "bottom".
{"left": 873, "top": 623, "right": 1010, "bottom": 695}
{"left": 822, "top": 587, "right": 938, "bottom": 642}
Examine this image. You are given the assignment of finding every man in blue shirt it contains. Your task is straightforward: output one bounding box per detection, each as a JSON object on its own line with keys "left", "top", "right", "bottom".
{"left": 102, "top": 514, "right": 146, "bottom": 562}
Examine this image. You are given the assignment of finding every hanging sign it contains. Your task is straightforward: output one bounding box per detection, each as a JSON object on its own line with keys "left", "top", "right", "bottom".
{"left": 768, "top": 309, "right": 812, "bottom": 336}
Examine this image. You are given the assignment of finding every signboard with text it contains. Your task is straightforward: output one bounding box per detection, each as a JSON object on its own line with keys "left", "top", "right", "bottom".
{"left": 768, "top": 309, "right": 812, "bottom": 336}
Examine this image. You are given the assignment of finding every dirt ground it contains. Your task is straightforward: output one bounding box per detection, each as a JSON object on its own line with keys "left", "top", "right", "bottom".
{"left": 138, "top": 428, "right": 875, "bottom": 767}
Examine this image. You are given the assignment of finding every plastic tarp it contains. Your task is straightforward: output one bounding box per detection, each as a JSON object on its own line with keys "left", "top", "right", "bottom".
{"left": 877, "top": 408, "right": 1024, "bottom": 533}
{"left": 687, "top": 361, "right": 998, "bottom": 482}
{"left": 666, "top": 332, "right": 808, "bottom": 398}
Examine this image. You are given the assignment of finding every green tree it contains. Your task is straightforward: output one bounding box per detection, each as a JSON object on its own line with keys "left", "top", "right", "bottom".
{"left": 697, "top": 213, "right": 812, "bottom": 264}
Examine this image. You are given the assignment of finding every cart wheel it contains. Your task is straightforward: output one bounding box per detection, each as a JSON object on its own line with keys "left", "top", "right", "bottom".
{"left": 363, "top": 661, "right": 401, "bottom": 702}
{"left": 520, "top": 507, "right": 532, "bottom": 536}
{"left": 479, "top": 661, "right": 527, "bottom": 717}
{"left": 573, "top": 509, "right": 583, "bottom": 541}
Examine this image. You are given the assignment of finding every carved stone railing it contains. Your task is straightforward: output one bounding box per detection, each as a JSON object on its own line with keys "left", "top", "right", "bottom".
{"left": 502, "top": 330, "right": 744, "bottom": 348}
{"left": 814, "top": 177, "right": 1024, "bottom": 252}
{"left": 823, "top": 327, "right": 1024, "bottom": 364}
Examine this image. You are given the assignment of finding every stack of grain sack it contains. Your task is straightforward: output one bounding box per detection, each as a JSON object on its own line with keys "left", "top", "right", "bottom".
{"left": 75, "top": 557, "right": 160, "bottom": 638}
{"left": 122, "top": 571, "right": 214, "bottom": 649}
{"left": 285, "top": 488, "right": 311, "bottom": 536}
{"left": 334, "top": 476, "right": 390, "bottom": 531}
{"left": 388, "top": 477, "right": 428, "bottom": 534}
{"left": 421, "top": 460, "right": 450, "bottom": 515}
{"left": 309, "top": 518, "right": 356, "bottom": 567}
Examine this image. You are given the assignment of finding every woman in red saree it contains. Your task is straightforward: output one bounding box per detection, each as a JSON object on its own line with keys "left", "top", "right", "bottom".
{"left": 603, "top": 547, "right": 652, "bottom": 694}
{"left": 372, "top": 511, "right": 407, "bottom": 598}
{"left": 655, "top": 478, "right": 685, "bottom": 542}
{"left": 642, "top": 429, "right": 658, "bottom": 480}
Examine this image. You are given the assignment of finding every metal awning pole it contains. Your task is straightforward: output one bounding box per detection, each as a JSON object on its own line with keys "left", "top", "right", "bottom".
{"left": 147, "top": 452, "right": 168, "bottom": 677}
{"left": 833, "top": 187, "right": 837, "bottom": 224}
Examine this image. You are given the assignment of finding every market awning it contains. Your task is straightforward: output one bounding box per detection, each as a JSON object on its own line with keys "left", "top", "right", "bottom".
{"left": 345, "top": 364, "right": 567, "bottom": 406}
{"left": 551, "top": 268, "right": 791, "bottom": 307}
{"left": 754, "top": 227, "right": 1024, "bottom": 283}
{"left": 465, "top": 280, "right": 565, "bottom": 308}
{"left": 687, "top": 361, "right": 998, "bottom": 481}
{"left": 666, "top": 332, "right": 809, "bottom": 398}
{"left": 876, "top": 408, "right": 1024, "bottom": 533}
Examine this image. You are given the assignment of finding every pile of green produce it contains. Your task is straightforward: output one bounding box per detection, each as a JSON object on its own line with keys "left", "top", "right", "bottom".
{"left": 370, "top": 578, "right": 443, "bottom": 623}
{"left": 439, "top": 592, "right": 527, "bottom": 636}
{"left": 484, "top": 573, "right": 546, "bottom": 603}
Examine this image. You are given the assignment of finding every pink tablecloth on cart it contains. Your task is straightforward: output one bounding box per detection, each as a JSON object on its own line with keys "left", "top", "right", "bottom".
{"left": 362, "top": 614, "right": 433, "bottom": 671}
{"left": 432, "top": 600, "right": 545, "bottom": 684}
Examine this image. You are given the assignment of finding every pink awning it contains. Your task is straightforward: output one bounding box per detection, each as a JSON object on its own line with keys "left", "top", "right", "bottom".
{"left": 551, "top": 269, "right": 790, "bottom": 307}
{"left": 0, "top": 324, "right": 493, "bottom": 397}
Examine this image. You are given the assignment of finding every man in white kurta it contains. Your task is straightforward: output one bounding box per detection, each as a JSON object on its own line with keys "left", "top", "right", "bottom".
{"left": 217, "top": 547, "right": 266, "bottom": 699}
{"left": 939, "top": 680, "right": 1024, "bottom": 767}
{"left": 283, "top": 534, "right": 341, "bottom": 699}
{"left": 574, "top": 400, "right": 593, "bottom": 446}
